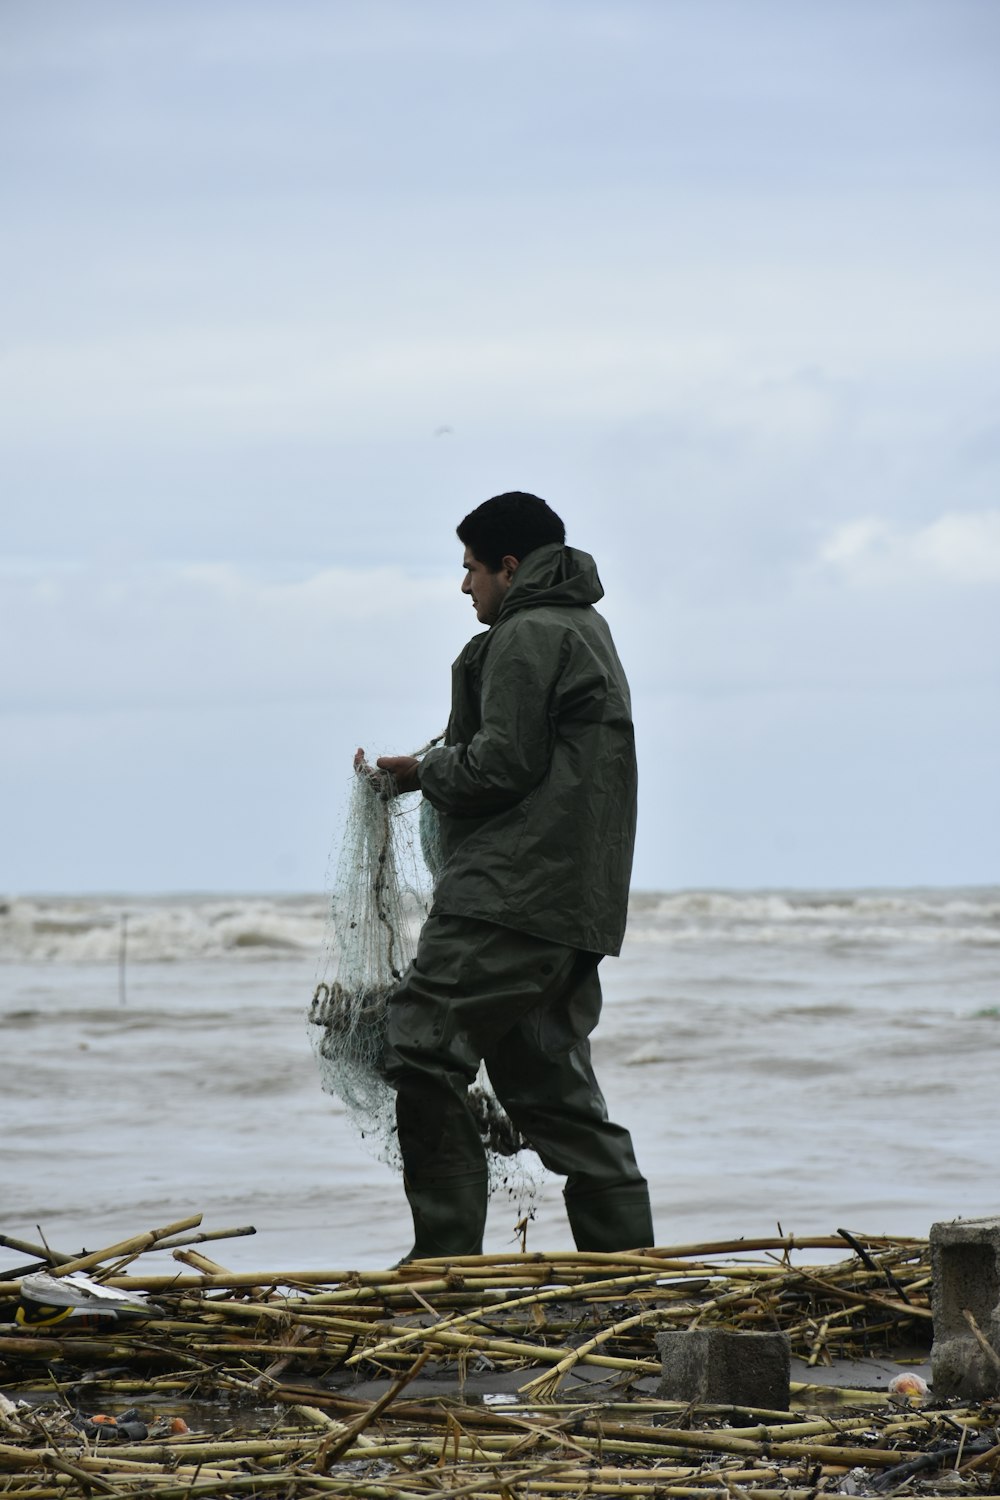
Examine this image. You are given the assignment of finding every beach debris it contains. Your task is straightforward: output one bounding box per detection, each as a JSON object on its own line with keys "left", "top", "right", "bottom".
{"left": 71, "top": 1406, "right": 149, "bottom": 1441}
{"left": 147, "top": 1413, "right": 191, "bottom": 1436}
{"left": 0, "top": 1390, "right": 31, "bottom": 1437}
{"left": 887, "top": 1369, "right": 931, "bottom": 1404}
{"left": 15, "top": 1271, "right": 163, "bottom": 1328}
{"left": 7, "top": 1216, "right": 997, "bottom": 1498}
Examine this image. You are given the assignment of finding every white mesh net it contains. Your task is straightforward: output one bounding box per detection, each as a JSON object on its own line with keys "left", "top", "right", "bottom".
{"left": 308, "top": 764, "right": 416, "bottom": 1158}
{"left": 308, "top": 752, "right": 541, "bottom": 1206}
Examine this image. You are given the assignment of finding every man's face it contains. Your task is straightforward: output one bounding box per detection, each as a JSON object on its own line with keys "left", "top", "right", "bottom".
{"left": 461, "top": 546, "right": 516, "bottom": 626}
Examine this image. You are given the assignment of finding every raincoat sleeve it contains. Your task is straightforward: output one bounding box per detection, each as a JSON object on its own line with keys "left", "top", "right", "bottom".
{"left": 417, "top": 622, "right": 560, "bottom": 817}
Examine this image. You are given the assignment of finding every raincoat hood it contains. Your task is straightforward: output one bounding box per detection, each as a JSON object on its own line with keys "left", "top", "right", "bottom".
{"left": 496, "top": 544, "right": 605, "bottom": 621}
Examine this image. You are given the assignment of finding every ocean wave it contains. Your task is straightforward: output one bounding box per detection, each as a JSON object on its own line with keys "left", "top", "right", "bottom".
{"left": 0, "top": 896, "right": 328, "bottom": 964}
{"left": 630, "top": 887, "right": 1000, "bottom": 923}
{"left": 2, "top": 886, "right": 998, "bottom": 964}
{"left": 625, "top": 920, "right": 1000, "bottom": 947}
{"left": 626, "top": 887, "right": 1000, "bottom": 946}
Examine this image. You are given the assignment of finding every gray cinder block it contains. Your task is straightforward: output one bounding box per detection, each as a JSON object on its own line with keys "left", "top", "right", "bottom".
{"left": 931, "top": 1217, "right": 1000, "bottom": 1400}
{"left": 656, "top": 1329, "right": 791, "bottom": 1410}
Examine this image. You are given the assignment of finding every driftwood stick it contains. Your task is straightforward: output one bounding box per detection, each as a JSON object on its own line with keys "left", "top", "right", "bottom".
{"left": 316, "top": 1346, "right": 433, "bottom": 1468}
{"left": 0, "top": 1231, "right": 927, "bottom": 1296}
{"left": 519, "top": 1306, "right": 671, "bottom": 1396}
{"left": 766, "top": 1267, "right": 931, "bottom": 1321}
{"left": 42, "top": 1452, "right": 118, "bottom": 1494}
{"left": 836, "top": 1225, "right": 912, "bottom": 1303}
{"left": 960, "top": 1438, "right": 1000, "bottom": 1474}
{"left": 0, "top": 1233, "right": 74, "bottom": 1266}
{"left": 154, "top": 1224, "right": 257, "bottom": 1251}
{"left": 172, "top": 1248, "right": 238, "bottom": 1276}
{"left": 335, "top": 1314, "right": 662, "bottom": 1374}
{"left": 43, "top": 1215, "right": 203, "bottom": 1281}
{"left": 351, "top": 1268, "right": 695, "bottom": 1364}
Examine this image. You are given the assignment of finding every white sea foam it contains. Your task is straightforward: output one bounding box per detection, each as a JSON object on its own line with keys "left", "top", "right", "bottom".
{"left": 0, "top": 895, "right": 328, "bottom": 963}
{"left": 633, "top": 888, "right": 1000, "bottom": 924}
{"left": 626, "top": 887, "right": 1000, "bottom": 947}
{"left": 3, "top": 887, "right": 997, "bottom": 963}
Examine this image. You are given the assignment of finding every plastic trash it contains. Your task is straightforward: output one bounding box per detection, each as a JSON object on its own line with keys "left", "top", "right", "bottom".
{"left": 16, "top": 1271, "right": 162, "bottom": 1329}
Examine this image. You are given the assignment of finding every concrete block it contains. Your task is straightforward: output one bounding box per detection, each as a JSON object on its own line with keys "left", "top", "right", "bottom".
{"left": 656, "top": 1329, "right": 790, "bottom": 1410}
{"left": 931, "top": 1217, "right": 1000, "bottom": 1400}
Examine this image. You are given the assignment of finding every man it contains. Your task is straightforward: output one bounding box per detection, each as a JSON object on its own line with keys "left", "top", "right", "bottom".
{"left": 376, "top": 491, "right": 653, "bottom": 1259}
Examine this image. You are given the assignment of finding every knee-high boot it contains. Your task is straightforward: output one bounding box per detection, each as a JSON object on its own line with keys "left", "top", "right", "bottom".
{"left": 564, "top": 1180, "right": 654, "bottom": 1252}
{"left": 402, "top": 1168, "right": 489, "bottom": 1260}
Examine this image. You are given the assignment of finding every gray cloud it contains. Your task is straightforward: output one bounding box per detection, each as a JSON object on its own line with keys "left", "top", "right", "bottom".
{"left": 2, "top": 0, "right": 998, "bottom": 890}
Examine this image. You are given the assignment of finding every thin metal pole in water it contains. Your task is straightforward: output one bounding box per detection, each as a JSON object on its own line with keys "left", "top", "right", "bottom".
{"left": 118, "top": 913, "right": 128, "bottom": 1006}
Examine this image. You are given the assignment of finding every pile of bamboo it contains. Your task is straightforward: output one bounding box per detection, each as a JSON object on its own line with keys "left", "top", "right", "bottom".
{"left": 2, "top": 1214, "right": 998, "bottom": 1498}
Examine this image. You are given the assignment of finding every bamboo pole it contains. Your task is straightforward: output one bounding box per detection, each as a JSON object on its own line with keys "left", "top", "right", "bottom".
{"left": 153, "top": 1224, "right": 256, "bottom": 1251}
{"left": 351, "top": 1267, "right": 696, "bottom": 1365}
{"left": 0, "top": 1233, "right": 74, "bottom": 1266}
{"left": 519, "top": 1305, "right": 673, "bottom": 1396}
{"left": 28, "top": 1230, "right": 920, "bottom": 1295}
{"left": 43, "top": 1215, "right": 203, "bottom": 1281}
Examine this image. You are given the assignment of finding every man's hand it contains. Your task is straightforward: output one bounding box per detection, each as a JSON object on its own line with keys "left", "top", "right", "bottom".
{"left": 376, "top": 755, "right": 421, "bottom": 794}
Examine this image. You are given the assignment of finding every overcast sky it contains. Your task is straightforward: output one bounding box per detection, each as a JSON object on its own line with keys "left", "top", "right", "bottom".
{"left": 3, "top": 0, "right": 998, "bottom": 893}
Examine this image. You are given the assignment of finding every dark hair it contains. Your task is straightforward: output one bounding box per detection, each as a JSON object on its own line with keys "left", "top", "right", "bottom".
{"left": 456, "top": 492, "right": 566, "bottom": 571}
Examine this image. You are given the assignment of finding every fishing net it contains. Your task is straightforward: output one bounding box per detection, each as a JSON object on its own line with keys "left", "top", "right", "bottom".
{"left": 308, "top": 750, "right": 538, "bottom": 1204}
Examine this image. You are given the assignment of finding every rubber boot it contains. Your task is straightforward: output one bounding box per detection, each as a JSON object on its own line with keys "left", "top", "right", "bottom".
{"left": 564, "top": 1180, "right": 654, "bottom": 1252}
{"left": 401, "top": 1169, "right": 489, "bottom": 1261}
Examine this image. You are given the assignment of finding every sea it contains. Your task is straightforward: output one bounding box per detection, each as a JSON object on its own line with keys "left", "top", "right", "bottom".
{"left": 3, "top": 887, "right": 998, "bottom": 1274}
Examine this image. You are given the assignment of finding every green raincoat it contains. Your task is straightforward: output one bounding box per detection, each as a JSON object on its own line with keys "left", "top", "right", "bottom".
{"left": 417, "top": 543, "right": 637, "bottom": 956}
